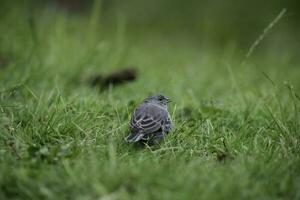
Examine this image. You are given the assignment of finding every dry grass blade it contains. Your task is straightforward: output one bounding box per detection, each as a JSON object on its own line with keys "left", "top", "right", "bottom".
{"left": 242, "top": 8, "right": 287, "bottom": 65}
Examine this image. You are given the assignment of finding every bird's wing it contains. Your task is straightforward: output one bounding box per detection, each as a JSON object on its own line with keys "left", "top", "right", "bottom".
{"left": 130, "top": 104, "right": 165, "bottom": 135}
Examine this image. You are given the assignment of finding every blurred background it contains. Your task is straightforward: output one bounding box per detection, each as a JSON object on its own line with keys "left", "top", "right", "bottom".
{"left": 0, "top": 0, "right": 299, "bottom": 96}
{"left": 7, "top": 0, "right": 299, "bottom": 47}
{"left": 4, "top": 1, "right": 298, "bottom": 45}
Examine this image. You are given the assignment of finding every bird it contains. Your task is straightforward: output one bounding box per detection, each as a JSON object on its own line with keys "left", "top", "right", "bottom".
{"left": 125, "top": 94, "right": 173, "bottom": 143}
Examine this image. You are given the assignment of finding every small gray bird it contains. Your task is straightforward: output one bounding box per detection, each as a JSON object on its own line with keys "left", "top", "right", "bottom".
{"left": 125, "top": 94, "right": 173, "bottom": 143}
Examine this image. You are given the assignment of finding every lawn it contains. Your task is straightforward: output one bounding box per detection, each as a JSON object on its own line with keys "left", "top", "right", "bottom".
{"left": 0, "top": 1, "right": 300, "bottom": 200}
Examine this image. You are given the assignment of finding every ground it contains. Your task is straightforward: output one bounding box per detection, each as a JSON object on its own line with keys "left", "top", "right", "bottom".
{"left": 0, "top": 2, "right": 300, "bottom": 200}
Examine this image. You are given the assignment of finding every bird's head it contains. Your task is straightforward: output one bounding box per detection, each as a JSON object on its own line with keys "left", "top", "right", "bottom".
{"left": 143, "top": 94, "right": 171, "bottom": 108}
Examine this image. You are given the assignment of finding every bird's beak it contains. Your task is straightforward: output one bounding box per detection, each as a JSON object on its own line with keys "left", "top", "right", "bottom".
{"left": 166, "top": 98, "right": 172, "bottom": 103}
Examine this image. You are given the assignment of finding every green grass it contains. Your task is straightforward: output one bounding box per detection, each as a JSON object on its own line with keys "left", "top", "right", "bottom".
{"left": 1, "top": 2, "right": 300, "bottom": 200}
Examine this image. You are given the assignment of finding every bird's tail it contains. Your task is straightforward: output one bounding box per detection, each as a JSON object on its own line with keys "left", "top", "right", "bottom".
{"left": 125, "top": 133, "right": 145, "bottom": 142}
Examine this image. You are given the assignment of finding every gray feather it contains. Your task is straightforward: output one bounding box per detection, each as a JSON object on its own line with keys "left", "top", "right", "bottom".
{"left": 125, "top": 95, "right": 173, "bottom": 143}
